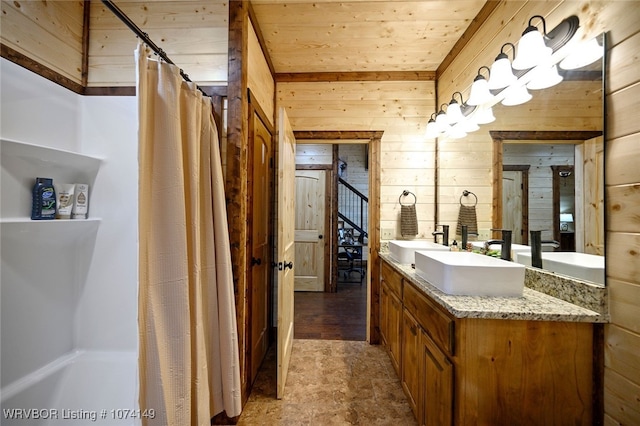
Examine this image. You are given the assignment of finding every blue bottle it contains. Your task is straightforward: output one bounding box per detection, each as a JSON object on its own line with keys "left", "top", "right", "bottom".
{"left": 31, "top": 177, "right": 56, "bottom": 220}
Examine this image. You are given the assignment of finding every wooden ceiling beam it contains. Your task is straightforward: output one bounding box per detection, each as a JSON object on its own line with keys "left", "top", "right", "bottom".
{"left": 276, "top": 71, "right": 435, "bottom": 82}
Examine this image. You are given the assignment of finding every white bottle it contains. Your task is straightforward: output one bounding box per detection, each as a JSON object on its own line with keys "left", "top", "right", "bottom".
{"left": 72, "top": 183, "right": 89, "bottom": 219}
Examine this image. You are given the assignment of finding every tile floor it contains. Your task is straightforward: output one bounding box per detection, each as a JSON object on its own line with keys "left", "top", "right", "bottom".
{"left": 237, "top": 339, "right": 417, "bottom": 425}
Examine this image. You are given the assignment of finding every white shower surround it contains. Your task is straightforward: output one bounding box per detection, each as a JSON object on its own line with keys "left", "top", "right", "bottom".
{"left": 1, "top": 59, "right": 139, "bottom": 424}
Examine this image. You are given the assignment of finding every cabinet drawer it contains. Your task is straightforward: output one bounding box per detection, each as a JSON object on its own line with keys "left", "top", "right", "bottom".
{"left": 381, "top": 261, "right": 403, "bottom": 299}
{"left": 403, "top": 282, "right": 455, "bottom": 355}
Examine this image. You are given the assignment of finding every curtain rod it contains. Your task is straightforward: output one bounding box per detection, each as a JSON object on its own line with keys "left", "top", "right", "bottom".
{"left": 101, "top": 0, "right": 207, "bottom": 96}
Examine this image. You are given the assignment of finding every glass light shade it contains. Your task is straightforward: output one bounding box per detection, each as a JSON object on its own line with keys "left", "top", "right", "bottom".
{"left": 435, "top": 110, "right": 450, "bottom": 133}
{"left": 473, "top": 106, "right": 495, "bottom": 125}
{"left": 527, "top": 64, "right": 563, "bottom": 90}
{"left": 559, "top": 37, "right": 603, "bottom": 70}
{"left": 446, "top": 101, "right": 464, "bottom": 125}
{"left": 501, "top": 84, "right": 532, "bottom": 106}
{"left": 512, "top": 29, "right": 552, "bottom": 70}
{"left": 488, "top": 55, "right": 517, "bottom": 90}
{"left": 457, "top": 119, "right": 480, "bottom": 133}
{"left": 425, "top": 119, "right": 440, "bottom": 139}
{"left": 445, "top": 125, "right": 467, "bottom": 140}
{"left": 467, "top": 77, "right": 493, "bottom": 106}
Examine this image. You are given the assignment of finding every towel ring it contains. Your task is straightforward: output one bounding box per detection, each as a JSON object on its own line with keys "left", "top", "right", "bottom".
{"left": 460, "top": 190, "right": 477, "bottom": 207}
{"left": 399, "top": 190, "right": 417, "bottom": 206}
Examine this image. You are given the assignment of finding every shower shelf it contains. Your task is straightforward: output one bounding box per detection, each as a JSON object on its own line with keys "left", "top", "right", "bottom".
{"left": 1, "top": 218, "right": 102, "bottom": 243}
{"left": 1, "top": 138, "right": 103, "bottom": 220}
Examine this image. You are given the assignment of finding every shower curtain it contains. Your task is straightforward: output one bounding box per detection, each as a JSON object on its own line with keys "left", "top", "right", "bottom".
{"left": 136, "top": 42, "right": 241, "bottom": 425}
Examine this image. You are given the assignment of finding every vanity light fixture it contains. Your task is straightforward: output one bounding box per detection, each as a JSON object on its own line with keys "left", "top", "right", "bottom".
{"left": 488, "top": 43, "right": 518, "bottom": 90}
{"left": 426, "top": 15, "right": 581, "bottom": 140}
{"left": 527, "top": 64, "right": 563, "bottom": 90}
{"left": 467, "top": 66, "right": 494, "bottom": 106}
{"left": 446, "top": 92, "right": 466, "bottom": 125}
{"left": 560, "top": 36, "right": 603, "bottom": 70}
{"left": 501, "top": 84, "right": 532, "bottom": 106}
{"left": 512, "top": 15, "right": 552, "bottom": 70}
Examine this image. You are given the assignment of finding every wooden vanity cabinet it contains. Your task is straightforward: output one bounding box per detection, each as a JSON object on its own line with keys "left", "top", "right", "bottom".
{"left": 380, "top": 259, "right": 598, "bottom": 425}
{"left": 380, "top": 261, "right": 403, "bottom": 375}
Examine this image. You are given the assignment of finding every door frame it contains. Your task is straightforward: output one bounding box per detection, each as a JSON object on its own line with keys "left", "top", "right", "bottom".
{"left": 551, "top": 164, "right": 576, "bottom": 246}
{"left": 293, "top": 131, "right": 383, "bottom": 344}
{"left": 246, "top": 93, "right": 276, "bottom": 394}
{"left": 502, "top": 165, "right": 530, "bottom": 244}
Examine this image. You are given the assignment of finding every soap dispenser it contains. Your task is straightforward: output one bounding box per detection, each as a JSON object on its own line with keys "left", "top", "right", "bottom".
{"left": 450, "top": 240, "right": 459, "bottom": 252}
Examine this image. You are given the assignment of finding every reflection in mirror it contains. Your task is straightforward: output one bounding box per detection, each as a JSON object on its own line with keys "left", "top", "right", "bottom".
{"left": 490, "top": 33, "right": 605, "bottom": 285}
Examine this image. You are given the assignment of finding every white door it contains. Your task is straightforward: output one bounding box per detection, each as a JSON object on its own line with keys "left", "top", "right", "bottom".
{"left": 294, "top": 170, "right": 326, "bottom": 291}
{"left": 276, "top": 107, "right": 296, "bottom": 399}
{"left": 503, "top": 170, "right": 523, "bottom": 244}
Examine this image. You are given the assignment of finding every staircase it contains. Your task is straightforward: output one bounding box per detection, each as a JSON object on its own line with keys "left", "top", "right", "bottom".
{"left": 338, "top": 177, "right": 368, "bottom": 239}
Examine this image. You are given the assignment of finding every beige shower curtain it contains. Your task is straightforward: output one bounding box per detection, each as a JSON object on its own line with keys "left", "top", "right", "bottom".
{"left": 136, "top": 43, "right": 241, "bottom": 425}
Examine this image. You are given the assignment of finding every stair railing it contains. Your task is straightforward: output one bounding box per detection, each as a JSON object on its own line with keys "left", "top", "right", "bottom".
{"left": 338, "top": 177, "right": 368, "bottom": 238}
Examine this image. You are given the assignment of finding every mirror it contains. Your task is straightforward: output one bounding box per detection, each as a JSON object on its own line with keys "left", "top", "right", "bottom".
{"left": 491, "top": 33, "right": 605, "bottom": 285}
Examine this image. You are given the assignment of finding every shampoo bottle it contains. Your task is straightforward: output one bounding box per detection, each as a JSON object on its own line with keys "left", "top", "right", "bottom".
{"left": 31, "top": 177, "right": 56, "bottom": 220}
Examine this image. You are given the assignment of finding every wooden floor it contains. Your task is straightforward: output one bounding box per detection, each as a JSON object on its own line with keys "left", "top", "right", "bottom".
{"left": 294, "top": 276, "right": 367, "bottom": 341}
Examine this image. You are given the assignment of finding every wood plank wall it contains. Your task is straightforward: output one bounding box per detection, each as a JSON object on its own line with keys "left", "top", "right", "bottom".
{"left": 247, "top": 22, "right": 274, "bottom": 125}
{"left": 438, "top": 1, "right": 639, "bottom": 423}
{"left": 277, "top": 80, "right": 437, "bottom": 239}
{"left": 1, "top": 1, "right": 85, "bottom": 84}
{"left": 87, "top": 1, "right": 228, "bottom": 86}
{"left": 600, "top": 1, "right": 640, "bottom": 424}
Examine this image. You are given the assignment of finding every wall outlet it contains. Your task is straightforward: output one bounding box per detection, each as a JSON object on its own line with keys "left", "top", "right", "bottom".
{"left": 478, "top": 230, "right": 491, "bottom": 240}
{"left": 381, "top": 228, "right": 394, "bottom": 240}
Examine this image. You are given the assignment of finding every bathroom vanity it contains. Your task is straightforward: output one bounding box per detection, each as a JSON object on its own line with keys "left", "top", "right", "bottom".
{"left": 379, "top": 254, "right": 606, "bottom": 426}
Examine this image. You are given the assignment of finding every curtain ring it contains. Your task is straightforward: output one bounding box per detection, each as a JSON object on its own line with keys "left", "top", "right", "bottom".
{"left": 399, "top": 190, "right": 417, "bottom": 206}
{"left": 460, "top": 190, "right": 478, "bottom": 207}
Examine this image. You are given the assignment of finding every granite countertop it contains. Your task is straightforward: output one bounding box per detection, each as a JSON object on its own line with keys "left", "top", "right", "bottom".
{"left": 379, "top": 253, "right": 606, "bottom": 323}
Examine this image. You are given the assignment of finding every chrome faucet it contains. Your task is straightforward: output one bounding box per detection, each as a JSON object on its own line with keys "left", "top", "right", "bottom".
{"left": 485, "top": 229, "right": 512, "bottom": 261}
{"left": 432, "top": 224, "right": 449, "bottom": 246}
{"left": 530, "top": 231, "right": 560, "bottom": 268}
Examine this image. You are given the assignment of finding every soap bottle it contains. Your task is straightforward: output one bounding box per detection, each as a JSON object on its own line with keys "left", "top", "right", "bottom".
{"left": 450, "top": 240, "right": 459, "bottom": 252}
{"left": 31, "top": 177, "right": 56, "bottom": 220}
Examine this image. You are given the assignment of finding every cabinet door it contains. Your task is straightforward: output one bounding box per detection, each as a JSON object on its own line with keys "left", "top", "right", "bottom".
{"left": 420, "top": 331, "right": 453, "bottom": 426}
{"left": 388, "top": 291, "right": 402, "bottom": 375}
{"left": 380, "top": 282, "right": 389, "bottom": 346}
{"left": 402, "top": 309, "right": 421, "bottom": 417}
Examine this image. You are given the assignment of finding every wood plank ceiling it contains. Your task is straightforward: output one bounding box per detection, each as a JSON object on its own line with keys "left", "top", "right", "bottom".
{"left": 250, "top": 0, "right": 487, "bottom": 74}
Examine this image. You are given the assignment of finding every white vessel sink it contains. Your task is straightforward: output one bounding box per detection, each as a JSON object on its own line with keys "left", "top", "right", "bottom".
{"left": 415, "top": 251, "right": 525, "bottom": 297}
{"left": 388, "top": 240, "right": 450, "bottom": 264}
{"left": 471, "top": 241, "right": 532, "bottom": 259}
{"left": 516, "top": 252, "right": 604, "bottom": 285}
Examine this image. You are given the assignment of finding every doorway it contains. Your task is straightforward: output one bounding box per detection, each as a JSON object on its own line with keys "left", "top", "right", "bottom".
{"left": 293, "top": 142, "right": 369, "bottom": 341}
{"left": 247, "top": 110, "right": 275, "bottom": 387}
{"left": 292, "top": 131, "right": 383, "bottom": 344}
